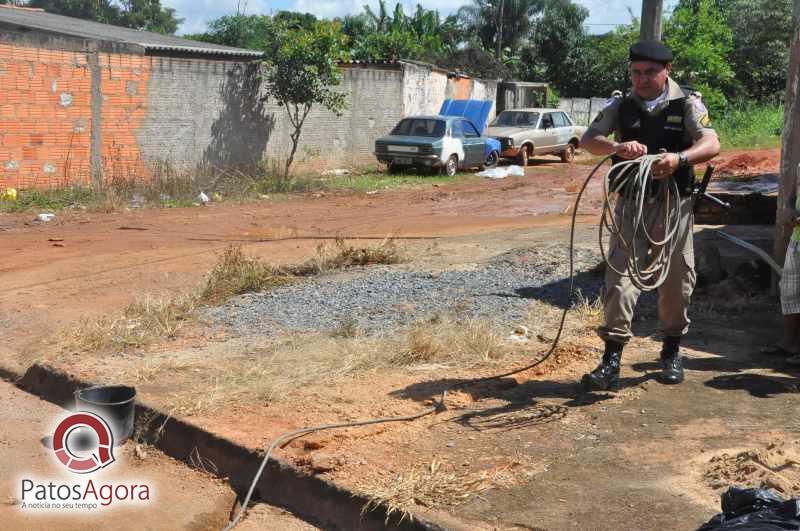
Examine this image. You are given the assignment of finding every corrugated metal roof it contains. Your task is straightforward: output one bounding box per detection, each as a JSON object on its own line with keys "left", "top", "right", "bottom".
{"left": 341, "top": 59, "right": 398, "bottom": 65}
{"left": 0, "top": 5, "right": 263, "bottom": 58}
{"left": 343, "top": 58, "right": 457, "bottom": 73}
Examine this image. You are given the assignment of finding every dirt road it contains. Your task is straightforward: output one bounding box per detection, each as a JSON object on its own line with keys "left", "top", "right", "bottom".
{"left": 0, "top": 149, "right": 778, "bottom": 361}
{"left": 0, "top": 148, "right": 790, "bottom": 530}
{"left": 0, "top": 158, "right": 608, "bottom": 370}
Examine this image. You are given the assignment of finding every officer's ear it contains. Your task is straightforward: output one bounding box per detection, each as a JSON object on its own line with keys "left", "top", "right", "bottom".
{"left": 665, "top": 62, "right": 672, "bottom": 76}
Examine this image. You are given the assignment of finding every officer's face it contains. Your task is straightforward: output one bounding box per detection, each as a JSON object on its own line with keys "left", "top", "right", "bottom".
{"left": 630, "top": 60, "right": 671, "bottom": 100}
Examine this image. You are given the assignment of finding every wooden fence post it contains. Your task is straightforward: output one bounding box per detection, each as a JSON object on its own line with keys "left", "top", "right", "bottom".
{"left": 775, "top": 0, "right": 800, "bottom": 274}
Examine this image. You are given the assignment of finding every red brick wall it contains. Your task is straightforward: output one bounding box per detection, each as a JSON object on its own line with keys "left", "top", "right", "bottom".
{"left": 0, "top": 43, "right": 150, "bottom": 189}
{"left": 451, "top": 78, "right": 472, "bottom": 100}
{"left": 97, "top": 52, "right": 149, "bottom": 184}
{"left": 0, "top": 43, "right": 91, "bottom": 188}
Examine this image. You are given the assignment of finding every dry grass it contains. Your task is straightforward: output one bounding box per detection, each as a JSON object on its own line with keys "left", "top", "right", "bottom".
{"left": 200, "top": 246, "right": 294, "bottom": 305}
{"left": 390, "top": 317, "right": 504, "bottom": 368}
{"left": 201, "top": 240, "right": 405, "bottom": 304}
{"left": 66, "top": 241, "right": 406, "bottom": 354}
{"left": 71, "top": 314, "right": 511, "bottom": 415}
{"left": 523, "top": 290, "right": 603, "bottom": 342}
{"left": 569, "top": 290, "right": 604, "bottom": 333}
{"left": 62, "top": 295, "right": 599, "bottom": 417}
{"left": 329, "top": 317, "right": 362, "bottom": 339}
{"left": 360, "top": 459, "right": 493, "bottom": 523}
{"left": 393, "top": 322, "right": 443, "bottom": 364}
{"left": 290, "top": 236, "right": 406, "bottom": 276}
{"left": 104, "top": 336, "right": 389, "bottom": 414}
{"left": 70, "top": 294, "right": 197, "bottom": 350}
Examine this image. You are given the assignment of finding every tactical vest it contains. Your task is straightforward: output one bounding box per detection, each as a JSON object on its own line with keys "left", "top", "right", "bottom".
{"left": 612, "top": 93, "right": 696, "bottom": 196}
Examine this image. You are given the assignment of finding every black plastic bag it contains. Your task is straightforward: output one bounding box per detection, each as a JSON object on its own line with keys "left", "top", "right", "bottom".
{"left": 698, "top": 487, "right": 800, "bottom": 530}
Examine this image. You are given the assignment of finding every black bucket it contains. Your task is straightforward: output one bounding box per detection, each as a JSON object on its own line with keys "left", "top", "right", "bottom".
{"left": 74, "top": 385, "right": 136, "bottom": 446}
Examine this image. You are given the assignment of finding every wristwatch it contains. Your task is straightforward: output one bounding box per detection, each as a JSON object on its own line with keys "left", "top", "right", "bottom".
{"left": 677, "top": 151, "right": 690, "bottom": 167}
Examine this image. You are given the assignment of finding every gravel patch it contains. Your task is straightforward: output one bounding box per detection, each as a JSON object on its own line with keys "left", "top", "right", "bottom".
{"left": 204, "top": 245, "right": 607, "bottom": 335}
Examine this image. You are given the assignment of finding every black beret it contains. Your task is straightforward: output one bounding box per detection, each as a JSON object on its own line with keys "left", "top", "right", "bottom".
{"left": 629, "top": 40, "right": 674, "bottom": 64}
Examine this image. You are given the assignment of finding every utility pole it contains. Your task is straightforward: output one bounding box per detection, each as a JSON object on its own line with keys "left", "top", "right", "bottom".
{"left": 775, "top": 0, "right": 800, "bottom": 272}
{"left": 496, "top": 0, "right": 504, "bottom": 59}
{"left": 640, "top": 0, "right": 663, "bottom": 41}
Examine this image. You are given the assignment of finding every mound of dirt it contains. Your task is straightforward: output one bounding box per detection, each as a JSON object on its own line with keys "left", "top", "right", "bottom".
{"left": 527, "top": 342, "right": 598, "bottom": 377}
{"left": 704, "top": 442, "right": 800, "bottom": 497}
{"left": 714, "top": 150, "right": 779, "bottom": 178}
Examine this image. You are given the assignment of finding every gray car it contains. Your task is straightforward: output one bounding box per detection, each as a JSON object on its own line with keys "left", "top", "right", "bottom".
{"left": 487, "top": 108, "right": 587, "bottom": 166}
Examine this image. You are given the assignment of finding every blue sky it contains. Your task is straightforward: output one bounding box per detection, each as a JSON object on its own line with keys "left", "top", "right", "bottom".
{"left": 163, "top": 0, "right": 677, "bottom": 36}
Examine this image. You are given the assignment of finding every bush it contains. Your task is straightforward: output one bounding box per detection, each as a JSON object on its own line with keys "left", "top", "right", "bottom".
{"left": 714, "top": 102, "right": 783, "bottom": 150}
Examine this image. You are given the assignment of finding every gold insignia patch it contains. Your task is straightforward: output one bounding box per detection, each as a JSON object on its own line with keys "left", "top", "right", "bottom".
{"left": 667, "top": 115, "right": 682, "bottom": 124}
{"left": 700, "top": 114, "right": 711, "bottom": 127}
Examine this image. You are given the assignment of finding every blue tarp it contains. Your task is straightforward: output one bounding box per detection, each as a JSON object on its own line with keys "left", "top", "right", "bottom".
{"left": 439, "top": 99, "right": 494, "bottom": 135}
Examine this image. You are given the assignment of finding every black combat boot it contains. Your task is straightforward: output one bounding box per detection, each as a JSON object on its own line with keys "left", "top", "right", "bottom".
{"left": 582, "top": 340, "right": 624, "bottom": 391}
{"left": 659, "top": 336, "right": 684, "bottom": 384}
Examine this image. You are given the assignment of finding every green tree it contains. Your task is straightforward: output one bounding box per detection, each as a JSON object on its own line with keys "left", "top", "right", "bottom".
{"left": 664, "top": 0, "right": 735, "bottom": 110}
{"left": 184, "top": 14, "right": 270, "bottom": 50}
{"left": 261, "top": 21, "right": 349, "bottom": 178}
{"left": 525, "top": 0, "right": 591, "bottom": 95}
{"left": 363, "top": 0, "right": 391, "bottom": 32}
{"left": 186, "top": 11, "right": 317, "bottom": 51}
{"left": 720, "top": 0, "right": 793, "bottom": 102}
{"left": 272, "top": 10, "right": 317, "bottom": 30}
{"left": 28, "top": 0, "right": 121, "bottom": 24}
{"left": 581, "top": 22, "right": 641, "bottom": 98}
{"left": 340, "top": 12, "right": 372, "bottom": 40}
{"left": 351, "top": 29, "right": 427, "bottom": 61}
{"left": 342, "top": 2, "right": 461, "bottom": 63}
{"left": 435, "top": 46, "right": 512, "bottom": 79}
{"left": 117, "top": 0, "right": 180, "bottom": 34}
{"left": 457, "top": 0, "right": 544, "bottom": 58}
{"left": 28, "top": 0, "right": 181, "bottom": 34}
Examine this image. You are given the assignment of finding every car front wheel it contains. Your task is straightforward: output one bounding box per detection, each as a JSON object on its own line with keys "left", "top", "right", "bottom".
{"left": 442, "top": 155, "right": 458, "bottom": 176}
{"left": 561, "top": 143, "right": 576, "bottom": 163}
{"left": 483, "top": 151, "right": 499, "bottom": 169}
{"left": 517, "top": 145, "right": 529, "bottom": 167}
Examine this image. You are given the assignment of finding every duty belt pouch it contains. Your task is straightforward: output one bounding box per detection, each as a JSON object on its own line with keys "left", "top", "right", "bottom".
{"left": 615, "top": 94, "right": 697, "bottom": 197}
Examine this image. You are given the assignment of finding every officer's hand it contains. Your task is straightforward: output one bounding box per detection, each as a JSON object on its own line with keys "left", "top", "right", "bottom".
{"left": 613, "top": 141, "right": 647, "bottom": 160}
{"left": 651, "top": 153, "right": 680, "bottom": 180}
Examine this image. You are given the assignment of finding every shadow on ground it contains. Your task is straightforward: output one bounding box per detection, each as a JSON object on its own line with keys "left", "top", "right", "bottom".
{"left": 704, "top": 373, "right": 800, "bottom": 398}
{"left": 390, "top": 373, "right": 660, "bottom": 434}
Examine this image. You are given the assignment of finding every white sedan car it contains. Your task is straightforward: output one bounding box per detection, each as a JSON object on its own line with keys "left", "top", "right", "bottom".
{"left": 487, "top": 108, "right": 587, "bottom": 166}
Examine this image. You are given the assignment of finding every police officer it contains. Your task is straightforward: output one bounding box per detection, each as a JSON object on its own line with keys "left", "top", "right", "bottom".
{"left": 579, "top": 41, "right": 720, "bottom": 390}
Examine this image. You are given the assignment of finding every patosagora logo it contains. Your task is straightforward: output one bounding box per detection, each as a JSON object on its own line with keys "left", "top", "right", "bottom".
{"left": 52, "top": 412, "right": 115, "bottom": 473}
{"left": 17, "top": 410, "right": 152, "bottom": 512}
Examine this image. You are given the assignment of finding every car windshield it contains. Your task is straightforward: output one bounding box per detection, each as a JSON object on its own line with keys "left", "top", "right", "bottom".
{"left": 491, "top": 111, "right": 540, "bottom": 127}
{"left": 391, "top": 118, "right": 446, "bottom": 137}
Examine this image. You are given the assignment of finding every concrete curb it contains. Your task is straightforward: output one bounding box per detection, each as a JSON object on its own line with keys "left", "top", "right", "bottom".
{"left": 3, "top": 363, "right": 453, "bottom": 531}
